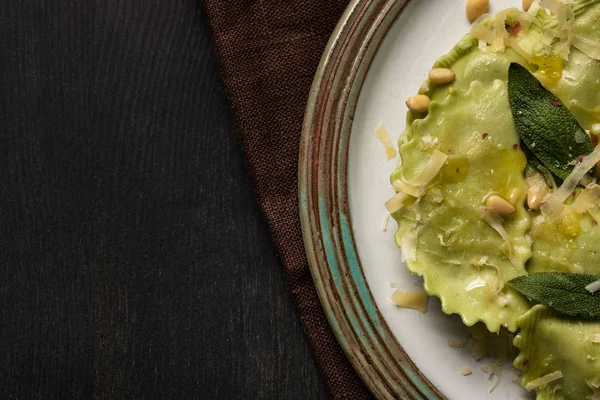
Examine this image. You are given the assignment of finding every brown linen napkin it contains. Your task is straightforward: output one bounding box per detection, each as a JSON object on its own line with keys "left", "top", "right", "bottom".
{"left": 203, "top": 1, "right": 373, "bottom": 399}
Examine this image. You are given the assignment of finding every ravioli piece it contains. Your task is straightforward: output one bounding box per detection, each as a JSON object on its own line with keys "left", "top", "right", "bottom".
{"left": 514, "top": 305, "right": 600, "bottom": 400}
{"left": 392, "top": 76, "right": 531, "bottom": 333}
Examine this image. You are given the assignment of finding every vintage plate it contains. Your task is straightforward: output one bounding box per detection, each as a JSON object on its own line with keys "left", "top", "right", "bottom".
{"left": 299, "top": 0, "right": 528, "bottom": 399}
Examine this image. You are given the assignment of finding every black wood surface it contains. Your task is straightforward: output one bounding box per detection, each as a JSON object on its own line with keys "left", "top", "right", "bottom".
{"left": 0, "top": 1, "right": 329, "bottom": 399}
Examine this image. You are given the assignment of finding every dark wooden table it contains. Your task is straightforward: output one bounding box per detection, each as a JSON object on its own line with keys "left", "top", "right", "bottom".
{"left": 0, "top": 1, "right": 329, "bottom": 398}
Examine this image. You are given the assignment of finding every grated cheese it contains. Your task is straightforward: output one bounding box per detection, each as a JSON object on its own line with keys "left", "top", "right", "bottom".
{"left": 480, "top": 207, "right": 513, "bottom": 260}
{"left": 524, "top": 370, "right": 563, "bottom": 391}
{"left": 385, "top": 192, "right": 410, "bottom": 213}
{"left": 492, "top": 10, "right": 509, "bottom": 52}
{"left": 460, "top": 367, "right": 473, "bottom": 376}
{"left": 391, "top": 289, "right": 428, "bottom": 313}
{"left": 380, "top": 211, "right": 391, "bottom": 232}
{"left": 408, "top": 149, "right": 448, "bottom": 186}
{"left": 542, "top": 145, "right": 600, "bottom": 218}
{"left": 393, "top": 180, "right": 424, "bottom": 197}
{"left": 375, "top": 123, "right": 397, "bottom": 160}
{"left": 386, "top": 151, "right": 447, "bottom": 212}
{"left": 471, "top": 14, "right": 495, "bottom": 44}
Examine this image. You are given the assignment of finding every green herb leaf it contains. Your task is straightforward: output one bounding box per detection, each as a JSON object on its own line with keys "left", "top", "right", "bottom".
{"left": 509, "top": 272, "right": 600, "bottom": 320}
{"left": 507, "top": 63, "right": 593, "bottom": 181}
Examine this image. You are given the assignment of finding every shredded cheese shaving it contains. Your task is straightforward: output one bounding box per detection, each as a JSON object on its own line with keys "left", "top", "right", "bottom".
{"left": 386, "top": 150, "right": 447, "bottom": 212}
{"left": 375, "top": 123, "right": 397, "bottom": 160}
{"left": 480, "top": 207, "right": 513, "bottom": 260}
{"left": 460, "top": 367, "right": 473, "bottom": 376}
{"left": 542, "top": 145, "right": 600, "bottom": 218}
{"left": 390, "top": 149, "right": 447, "bottom": 204}
{"left": 385, "top": 192, "right": 410, "bottom": 213}
{"left": 393, "top": 180, "right": 424, "bottom": 197}
{"left": 492, "top": 10, "right": 509, "bottom": 52}
{"left": 380, "top": 211, "right": 390, "bottom": 232}
{"left": 525, "top": 370, "right": 563, "bottom": 391}
{"left": 391, "top": 289, "right": 428, "bottom": 313}
{"left": 470, "top": 14, "right": 495, "bottom": 44}
{"left": 409, "top": 149, "right": 448, "bottom": 186}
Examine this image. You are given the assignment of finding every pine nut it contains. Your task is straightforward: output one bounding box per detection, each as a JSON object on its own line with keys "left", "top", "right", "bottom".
{"left": 466, "top": 0, "right": 489, "bottom": 22}
{"left": 523, "top": 0, "right": 534, "bottom": 11}
{"left": 428, "top": 68, "right": 455, "bottom": 85}
{"left": 406, "top": 94, "right": 430, "bottom": 113}
{"left": 485, "top": 195, "right": 516, "bottom": 216}
{"left": 527, "top": 185, "right": 547, "bottom": 211}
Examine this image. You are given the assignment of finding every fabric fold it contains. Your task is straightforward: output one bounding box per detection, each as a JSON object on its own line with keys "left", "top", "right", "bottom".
{"left": 203, "top": 1, "right": 373, "bottom": 398}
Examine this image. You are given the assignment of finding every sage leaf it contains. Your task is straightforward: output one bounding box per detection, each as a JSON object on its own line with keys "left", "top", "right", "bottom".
{"left": 509, "top": 272, "right": 600, "bottom": 320}
{"left": 507, "top": 63, "right": 593, "bottom": 181}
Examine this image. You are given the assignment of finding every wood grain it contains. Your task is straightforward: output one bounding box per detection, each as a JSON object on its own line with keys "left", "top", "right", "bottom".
{"left": 0, "top": 1, "right": 328, "bottom": 398}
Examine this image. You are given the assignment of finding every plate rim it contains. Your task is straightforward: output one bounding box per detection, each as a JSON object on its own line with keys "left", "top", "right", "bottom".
{"left": 298, "top": 1, "right": 445, "bottom": 399}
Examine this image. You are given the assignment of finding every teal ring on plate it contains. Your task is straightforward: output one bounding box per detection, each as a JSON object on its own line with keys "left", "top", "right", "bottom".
{"left": 299, "top": 0, "right": 445, "bottom": 399}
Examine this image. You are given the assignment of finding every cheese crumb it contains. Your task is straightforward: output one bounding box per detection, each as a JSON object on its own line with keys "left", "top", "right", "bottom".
{"left": 391, "top": 289, "right": 428, "bottom": 313}
{"left": 375, "top": 123, "right": 397, "bottom": 160}
{"left": 460, "top": 367, "right": 472, "bottom": 376}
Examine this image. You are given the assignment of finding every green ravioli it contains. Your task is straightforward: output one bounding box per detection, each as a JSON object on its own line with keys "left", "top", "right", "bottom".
{"left": 390, "top": 1, "right": 600, "bottom": 398}
{"left": 514, "top": 305, "right": 600, "bottom": 400}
